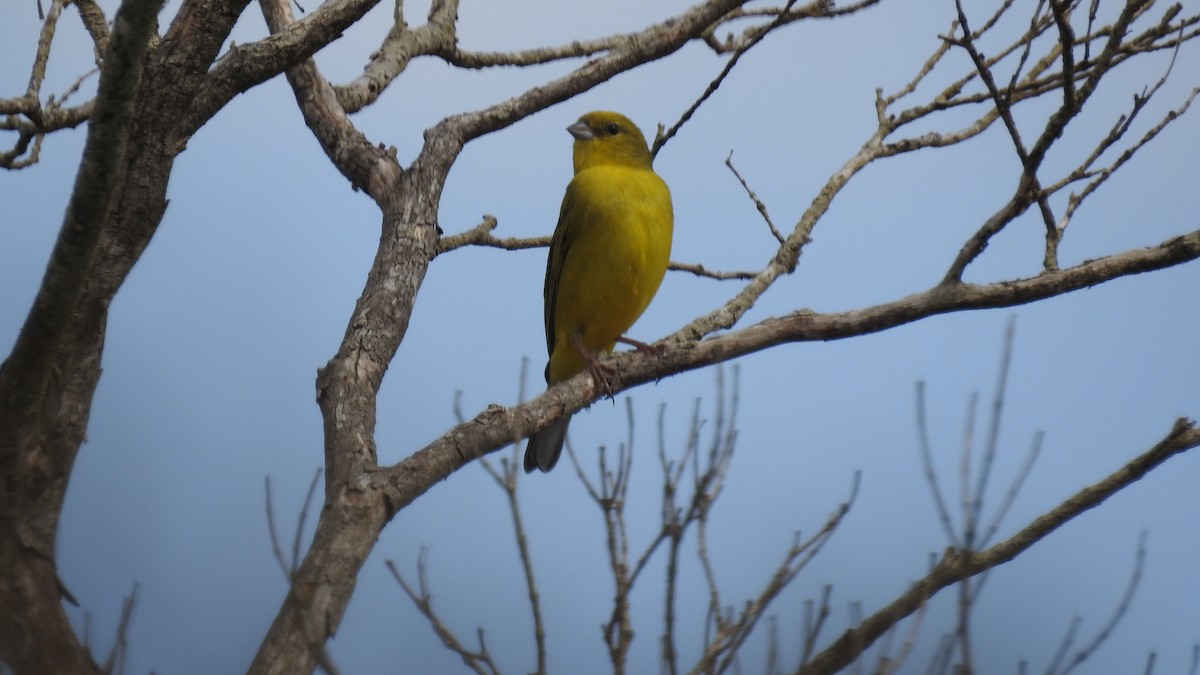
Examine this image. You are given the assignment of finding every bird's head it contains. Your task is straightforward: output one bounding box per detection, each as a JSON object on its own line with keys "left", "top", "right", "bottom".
{"left": 568, "top": 111, "right": 654, "bottom": 173}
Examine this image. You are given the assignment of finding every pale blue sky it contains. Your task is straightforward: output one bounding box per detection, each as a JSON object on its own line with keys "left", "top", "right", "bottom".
{"left": 3, "top": 0, "right": 1199, "bottom": 672}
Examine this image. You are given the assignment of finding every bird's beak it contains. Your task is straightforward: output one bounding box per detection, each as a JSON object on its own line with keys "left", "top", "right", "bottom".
{"left": 567, "top": 120, "right": 594, "bottom": 141}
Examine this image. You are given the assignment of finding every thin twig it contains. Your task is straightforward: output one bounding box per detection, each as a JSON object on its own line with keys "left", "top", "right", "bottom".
{"left": 99, "top": 582, "right": 138, "bottom": 675}
{"left": 799, "top": 584, "right": 834, "bottom": 668}
{"left": 1055, "top": 531, "right": 1149, "bottom": 675}
{"left": 264, "top": 477, "right": 291, "bottom": 580}
{"left": 388, "top": 552, "right": 501, "bottom": 675}
{"left": 726, "top": 152, "right": 785, "bottom": 244}
{"left": 915, "top": 381, "right": 960, "bottom": 547}
{"left": 668, "top": 261, "right": 757, "bottom": 281}
{"left": 979, "top": 430, "right": 1042, "bottom": 548}
{"left": 691, "top": 471, "right": 861, "bottom": 675}
{"left": 802, "top": 419, "right": 1200, "bottom": 675}
{"left": 877, "top": 591, "right": 928, "bottom": 674}
{"left": 654, "top": 0, "right": 800, "bottom": 157}
{"left": 970, "top": 317, "right": 1017, "bottom": 541}
{"left": 1046, "top": 614, "right": 1083, "bottom": 674}
{"left": 292, "top": 468, "right": 323, "bottom": 574}
{"left": 435, "top": 218, "right": 752, "bottom": 281}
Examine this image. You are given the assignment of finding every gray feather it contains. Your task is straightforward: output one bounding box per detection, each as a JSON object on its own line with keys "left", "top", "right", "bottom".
{"left": 524, "top": 415, "right": 572, "bottom": 473}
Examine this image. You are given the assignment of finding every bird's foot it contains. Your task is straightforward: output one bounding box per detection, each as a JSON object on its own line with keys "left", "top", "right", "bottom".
{"left": 586, "top": 357, "right": 617, "bottom": 400}
{"left": 570, "top": 331, "right": 618, "bottom": 399}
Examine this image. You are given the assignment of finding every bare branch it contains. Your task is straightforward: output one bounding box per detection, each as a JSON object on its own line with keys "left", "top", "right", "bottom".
{"left": 915, "top": 380, "right": 961, "bottom": 547}
{"left": 387, "top": 552, "right": 501, "bottom": 675}
{"left": 377, "top": 227, "right": 1200, "bottom": 487}
{"left": 668, "top": 261, "right": 757, "bottom": 281}
{"left": 436, "top": 215, "right": 545, "bottom": 255}
{"left": 798, "top": 585, "right": 834, "bottom": 669}
{"left": 874, "top": 592, "right": 927, "bottom": 675}
{"left": 264, "top": 469, "right": 322, "bottom": 581}
{"left": 260, "top": 0, "right": 400, "bottom": 198}
{"left": 1045, "top": 615, "right": 1083, "bottom": 675}
{"left": 942, "top": 0, "right": 1058, "bottom": 275}
{"left": 702, "top": 0, "right": 884, "bottom": 53}
{"left": 970, "top": 317, "right": 1017, "bottom": 542}
{"left": 1051, "top": 84, "right": 1199, "bottom": 237}
{"left": 872, "top": 2, "right": 1200, "bottom": 280}
{"left": 441, "top": 35, "right": 625, "bottom": 69}
{"left": 1048, "top": 0, "right": 1078, "bottom": 111}
{"left": 476, "top": 358, "right": 547, "bottom": 675}
{"left": 264, "top": 476, "right": 291, "bottom": 581}
{"left": 979, "top": 430, "right": 1042, "bottom": 549}
{"left": 691, "top": 471, "right": 861, "bottom": 675}
{"left": 0, "top": 1, "right": 163, "bottom": 667}
{"left": 0, "top": 0, "right": 160, "bottom": 416}
{"left": 435, "top": 218, "right": 751, "bottom": 280}
{"left": 801, "top": 419, "right": 1200, "bottom": 674}
{"left": 1053, "top": 531, "right": 1148, "bottom": 675}
{"left": 99, "top": 583, "right": 138, "bottom": 675}
{"left": 73, "top": 0, "right": 111, "bottom": 59}
{"left": 292, "top": 468, "right": 323, "bottom": 574}
{"left": 725, "top": 152, "right": 785, "bottom": 245}
{"left": 654, "top": 0, "right": 800, "bottom": 157}
{"left": 27, "top": 0, "right": 66, "bottom": 101}
{"left": 194, "top": 0, "right": 385, "bottom": 127}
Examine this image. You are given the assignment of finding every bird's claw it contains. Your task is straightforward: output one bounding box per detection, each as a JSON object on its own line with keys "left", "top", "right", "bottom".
{"left": 587, "top": 358, "right": 617, "bottom": 400}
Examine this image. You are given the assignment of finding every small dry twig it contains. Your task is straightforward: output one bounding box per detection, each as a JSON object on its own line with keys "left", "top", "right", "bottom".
{"left": 98, "top": 583, "right": 138, "bottom": 675}
{"left": 655, "top": 0, "right": 800, "bottom": 157}
{"left": 725, "top": 152, "right": 785, "bottom": 245}
{"left": 800, "top": 418, "right": 1200, "bottom": 675}
{"left": 1048, "top": 531, "right": 1148, "bottom": 675}
{"left": 264, "top": 468, "right": 323, "bottom": 580}
{"left": 388, "top": 551, "right": 501, "bottom": 675}
{"left": 473, "top": 358, "right": 548, "bottom": 675}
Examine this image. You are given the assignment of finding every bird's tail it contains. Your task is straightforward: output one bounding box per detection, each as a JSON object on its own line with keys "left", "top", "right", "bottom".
{"left": 524, "top": 414, "right": 572, "bottom": 473}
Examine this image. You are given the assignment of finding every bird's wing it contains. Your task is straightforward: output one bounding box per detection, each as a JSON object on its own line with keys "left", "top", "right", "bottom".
{"left": 543, "top": 182, "right": 579, "bottom": 356}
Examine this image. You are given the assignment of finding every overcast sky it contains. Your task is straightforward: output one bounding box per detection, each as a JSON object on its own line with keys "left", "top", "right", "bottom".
{"left": 3, "top": 0, "right": 1199, "bottom": 672}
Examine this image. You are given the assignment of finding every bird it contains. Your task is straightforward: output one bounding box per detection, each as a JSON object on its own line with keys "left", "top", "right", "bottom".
{"left": 524, "top": 111, "right": 674, "bottom": 474}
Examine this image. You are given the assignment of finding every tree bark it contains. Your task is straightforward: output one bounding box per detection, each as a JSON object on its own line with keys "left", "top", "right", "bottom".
{"left": 0, "top": 0, "right": 249, "bottom": 670}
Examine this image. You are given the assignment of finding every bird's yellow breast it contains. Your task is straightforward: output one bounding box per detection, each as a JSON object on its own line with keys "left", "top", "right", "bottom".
{"left": 546, "top": 163, "right": 673, "bottom": 383}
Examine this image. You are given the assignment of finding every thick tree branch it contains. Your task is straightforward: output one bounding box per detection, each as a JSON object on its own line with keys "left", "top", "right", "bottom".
{"left": 250, "top": 0, "right": 426, "bottom": 669}
{"left": 366, "top": 228, "right": 1200, "bottom": 513}
{"left": 190, "top": 0, "right": 383, "bottom": 133}
{"left": 0, "top": 0, "right": 164, "bottom": 668}
{"left": 1, "top": 0, "right": 266, "bottom": 670}
{"left": 259, "top": 0, "right": 400, "bottom": 198}
{"left": 0, "top": 0, "right": 160, "bottom": 422}
{"left": 429, "top": 0, "right": 754, "bottom": 155}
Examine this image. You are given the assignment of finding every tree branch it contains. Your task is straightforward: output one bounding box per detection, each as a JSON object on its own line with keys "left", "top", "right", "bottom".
{"left": 802, "top": 418, "right": 1200, "bottom": 674}
{"left": 0, "top": 0, "right": 164, "bottom": 667}
{"left": 191, "top": 0, "right": 382, "bottom": 129}
{"left": 368, "top": 226, "right": 1200, "bottom": 498}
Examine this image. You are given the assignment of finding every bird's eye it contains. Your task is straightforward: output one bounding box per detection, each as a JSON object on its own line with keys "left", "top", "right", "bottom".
{"left": 606, "top": 123, "right": 621, "bottom": 136}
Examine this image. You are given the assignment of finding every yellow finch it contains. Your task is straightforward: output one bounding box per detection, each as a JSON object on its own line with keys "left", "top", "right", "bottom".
{"left": 524, "top": 111, "right": 674, "bottom": 473}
